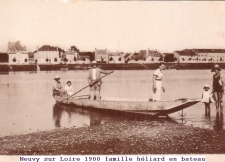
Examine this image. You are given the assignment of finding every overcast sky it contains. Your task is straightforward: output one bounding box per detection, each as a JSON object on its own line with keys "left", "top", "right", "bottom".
{"left": 0, "top": 0, "right": 225, "bottom": 53}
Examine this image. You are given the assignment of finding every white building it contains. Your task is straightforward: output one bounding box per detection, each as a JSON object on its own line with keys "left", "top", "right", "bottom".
{"left": 108, "top": 51, "right": 124, "bottom": 63}
{"left": 174, "top": 49, "right": 225, "bottom": 63}
{"left": 95, "top": 48, "right": 108, "bottom": 63}
{"left": 64, "top": 50, "right": 78, "bottom": 64}
{"left": 193, "top": 49, "right": 225, "bottom": 63}
{"left": 174, "top": 50, "right": 197, "bottom": 63}
{"left": 8, "top": 41, "right": 29, "bottom": 64}
{"left": 34, "top": 45, "right": 60, "bottom": 64}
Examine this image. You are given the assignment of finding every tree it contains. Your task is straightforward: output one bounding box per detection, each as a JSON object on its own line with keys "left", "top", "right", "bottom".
{"left": 83, "top": 58, "right": 86, "bottom": 61}
{"left": 118, "top": 57, "right": 121, "bottom": 61}
{"left": 71, "top": 46, "right": 80, "bottom": 54}
{"left": 24, "top": 58, "right": 28, "bottom": 62}
{"left": 182, "top": 58, "right": 185, "bottom": 61}
{"left": 54, "top": 58, "right": 58, "bottom": 62}
{"left": 158, "top": 56, "right": 163, "bottom": 61}
{"left": 109, "top": 57, "right": 113, "bottom": 61}
{"left": 63, "top": 57, "right": 68, "bottom": 62}
{"left": 164, "top": 55, "right": 175, "bottom": 62}
{"left": 13, "top": 57, "right": 16, "bottom": 62}
{"left": 151, "top": 58, "right": 154, "bottom": 61}
{"left": 125, "top": 58, "right": 130, "bottom": 64}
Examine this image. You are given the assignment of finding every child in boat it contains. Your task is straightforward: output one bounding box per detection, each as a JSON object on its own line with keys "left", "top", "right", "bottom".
{"left": 201, "top": 84, "right": 214, "bottom": 116}
{"left": 64, "top": 81, "right": 74, "bottom": 96}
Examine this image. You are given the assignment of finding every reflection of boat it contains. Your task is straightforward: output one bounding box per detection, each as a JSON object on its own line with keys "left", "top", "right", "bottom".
{"left": 60, "top": 68, "right": 68, "bottom": 71}
{"left": 53, "top": 104, "right": 109, "bottom": 128}
{"left": 54, "top": 96, "right": 200, "bottom": 117}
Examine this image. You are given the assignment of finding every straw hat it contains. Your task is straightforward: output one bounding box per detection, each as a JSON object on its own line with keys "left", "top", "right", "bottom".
{"left": 91, "top": 60, "right": 98, "bottom": 67}
{"left": 54, "top": 75, "right": 61, "bottom": 80}
{"left": 211, "top": 64, "right": 221, "bottom": 72}
{"left": 203, "top": 84, "right": 210, "bottom": 89}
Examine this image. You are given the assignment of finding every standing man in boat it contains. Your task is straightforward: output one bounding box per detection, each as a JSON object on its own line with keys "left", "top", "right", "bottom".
{"left": 152, "top": 62, "right": 166, "bottom": 101}
{"left": 88, "top": 60, "right": 113, "bottom": 100}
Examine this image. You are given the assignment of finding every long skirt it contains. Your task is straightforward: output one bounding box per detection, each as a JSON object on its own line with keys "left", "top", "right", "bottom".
{"left": 153, "top": 81, "right": 162, "bottom": 101}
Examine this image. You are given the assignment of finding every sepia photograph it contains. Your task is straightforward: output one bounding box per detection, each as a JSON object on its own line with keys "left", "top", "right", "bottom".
{"left": 0, "top": 0, "right": 225, "bottom": 161}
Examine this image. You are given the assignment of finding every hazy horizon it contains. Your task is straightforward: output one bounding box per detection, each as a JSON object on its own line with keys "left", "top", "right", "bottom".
{"left": 0, "top": 0, "right": 225, "bottom": 53}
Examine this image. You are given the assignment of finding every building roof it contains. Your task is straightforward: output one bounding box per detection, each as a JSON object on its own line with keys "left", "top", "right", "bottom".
{"left": 95, "top": 49, "right": 107, "bottom": 54}
{"left": 148, "top": 50, "right": 162, "bottom": 57}
{"left": 124, "top": 54, "right": 130, "bottom": 59}
{"left": 175, "top": 50, "right": 196, "bottom": 56}
{"left": 192, "top": 49, "right": 225, "bottom": 53}
{"left": 8, "top": 41, "right": 27, "bottom": 53}
{"left": 162, "top": 53, "right": 174, "bottom": 57}
{"left": 38, "top": 45, "right": 58, "bottom": 51}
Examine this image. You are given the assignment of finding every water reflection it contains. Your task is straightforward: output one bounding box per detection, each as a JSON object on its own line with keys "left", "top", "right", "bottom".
{"left": 0, "top": 72, "right": 9, "bottom": 75}
{"left": 52, "top": 104, "right": 160, "bottom": 129}
{"left": 213, "top": 107, "right": 223, "bottom": 131}
{"left": 53, "top": 105, "right": 90, "bottom": 128}
{"left": 90, "top": 111, "right": 102, "bottom": 126}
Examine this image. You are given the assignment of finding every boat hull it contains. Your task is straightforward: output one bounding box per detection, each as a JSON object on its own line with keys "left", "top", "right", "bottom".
{"left": 54, "top": 96, "right": 200, "bottom": 115}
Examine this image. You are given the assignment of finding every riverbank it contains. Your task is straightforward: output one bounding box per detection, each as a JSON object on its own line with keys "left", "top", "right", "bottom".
{"left": 1, "top": 63, "right": 225, "bottom": 72}
{"left": 0, "top": 120, "right": 224, "bottom": 155}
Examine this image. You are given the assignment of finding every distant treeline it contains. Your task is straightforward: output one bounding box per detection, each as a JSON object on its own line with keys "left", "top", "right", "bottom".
{"left": 0, "top": 53, "right": 8, "bottom": 62}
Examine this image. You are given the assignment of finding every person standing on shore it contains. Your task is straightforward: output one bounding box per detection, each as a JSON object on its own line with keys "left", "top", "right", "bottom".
{"left": 211, "top": 64, "right": 224, "bottom": 109}
{"left": 201, "top": 84, "right": 214, "bottom": 116}
{"left": 152, "top": 63, "right": 166, "bottom": 101}
{"left": 88, "top": 60, "right": 113, "bottom": 100}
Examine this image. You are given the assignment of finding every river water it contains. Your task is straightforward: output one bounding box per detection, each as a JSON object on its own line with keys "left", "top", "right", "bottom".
{"left": 0, "top": 70, "right": 224, "bottom": 137}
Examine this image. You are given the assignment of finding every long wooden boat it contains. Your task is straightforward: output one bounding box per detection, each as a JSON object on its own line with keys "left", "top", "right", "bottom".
{"left": 54, "top": 95, "right": 200, "bottom": 117}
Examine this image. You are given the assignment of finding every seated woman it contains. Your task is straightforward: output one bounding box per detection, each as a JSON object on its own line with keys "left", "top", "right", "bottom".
{"left": 64, "top": 81, "right": 74, "bottom": 97}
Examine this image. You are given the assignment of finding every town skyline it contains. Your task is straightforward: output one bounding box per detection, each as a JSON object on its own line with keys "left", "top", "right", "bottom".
{"left": 0, "top": 1, "right": 225, "bottom": 53}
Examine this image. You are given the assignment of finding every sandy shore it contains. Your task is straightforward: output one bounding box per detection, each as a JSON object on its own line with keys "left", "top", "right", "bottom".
{"left": 0, "top": 120, "right": 224, "bottom": 155}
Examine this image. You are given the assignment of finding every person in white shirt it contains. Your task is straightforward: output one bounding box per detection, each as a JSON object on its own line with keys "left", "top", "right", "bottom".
{"left": 64, "top": 81, "right": 74, "bottom": 96}
{"left": 201, "top": 84, "right": 214, "bottom": 116}
{"left": 152, "top": 63, "right": 166, "bottom": 101}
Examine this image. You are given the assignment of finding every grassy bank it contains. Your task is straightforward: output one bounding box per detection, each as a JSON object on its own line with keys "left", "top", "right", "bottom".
{"left": 0, "top": 120, "right": 224, "bottom": 155}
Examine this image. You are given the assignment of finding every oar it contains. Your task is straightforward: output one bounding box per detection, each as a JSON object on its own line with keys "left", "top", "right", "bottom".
{"left": 56, "top": 71, "right": 114, "bottom": 104}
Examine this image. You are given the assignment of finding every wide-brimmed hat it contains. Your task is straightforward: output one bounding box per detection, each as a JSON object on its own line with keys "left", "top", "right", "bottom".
{"left": 203, "top": 84, "right": 210, "bottom": 89}
{"left": 54, "top": 75, "right": 61, "bottom": 80}
{"left": 211, "top": 64, "right": 221, "bottom": 72}
{"left": 91, "top": 60, "right": 98, "bottom": 67}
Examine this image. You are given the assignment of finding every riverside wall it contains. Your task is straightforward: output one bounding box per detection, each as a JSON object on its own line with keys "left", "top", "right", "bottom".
{"left": 0, "top": 63, "right": 225, "bottom": 72}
